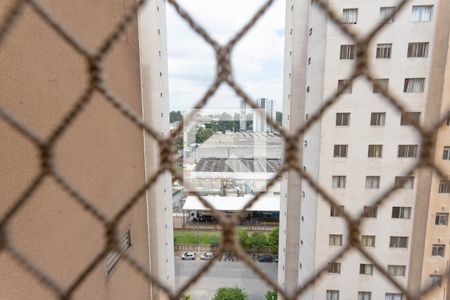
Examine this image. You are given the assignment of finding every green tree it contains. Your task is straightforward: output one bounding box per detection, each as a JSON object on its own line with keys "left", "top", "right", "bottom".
{"left": 267, "top": 227, "right": 279, "bottom": 253}
{"left": 250, "top": 232, "right": 267, "bottom": 255}
{"left": 265, "top": 291, "right": 277, "bottom": 300}
{"left": 169, "top": 111, "right": 183, "bottom": 123}
{"left": 238, "top": 229, "right": 252, "bottom": 250}
{"left": 195, "top": 127, "right": 214, "bottom": 143}
{"left": 213, "top": 287, "right": 247, "bottom": 300}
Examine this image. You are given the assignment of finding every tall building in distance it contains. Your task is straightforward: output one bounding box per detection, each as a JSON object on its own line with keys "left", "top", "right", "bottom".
{"left": 240, "top": 99, "right": 247, "bottom": 131}
{"left": 279, "top": 0, "right": 450, "bottom": 299}
{"left": 253, "top": 98, "right": 274, "bottom": 132}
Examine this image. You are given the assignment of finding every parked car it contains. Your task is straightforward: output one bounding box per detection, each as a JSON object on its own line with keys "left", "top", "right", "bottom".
{"left": 274, "top": 255, "right": 278, "bottom": 263}
{"left": 200, "top": 252, "right": 213, "bottom": 260}
{"left": 181, "top": 252, "right": 196, "bottom": 260}
{"left": 257, "top": 255, "right": 274, "bottom": 263}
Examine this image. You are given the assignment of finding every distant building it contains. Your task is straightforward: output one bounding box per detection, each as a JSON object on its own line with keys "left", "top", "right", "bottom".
{"left": 253, "top": 98, "right": 274, "bottom": 132}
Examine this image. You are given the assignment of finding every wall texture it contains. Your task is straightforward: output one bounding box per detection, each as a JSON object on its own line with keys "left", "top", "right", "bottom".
{"left": 0, "top": 0, "right": 162, "bottom": 298}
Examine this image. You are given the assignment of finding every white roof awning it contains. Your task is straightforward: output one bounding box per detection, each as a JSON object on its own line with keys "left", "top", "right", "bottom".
{"left": 183, "top": 195, "right": 279, "bottom": 212}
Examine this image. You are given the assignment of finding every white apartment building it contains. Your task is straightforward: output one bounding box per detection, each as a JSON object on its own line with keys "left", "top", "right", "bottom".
{"left": 254, "top": 98, "right": 275, "bottom": 132}
{"left": 279, "top": 1, "right": 450, "bottom": 299}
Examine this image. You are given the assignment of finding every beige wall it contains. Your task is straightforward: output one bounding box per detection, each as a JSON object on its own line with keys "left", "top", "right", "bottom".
{"left": 418, "top": 5, "right": 450, "bottom": 297}
{"left": 0, "top": 0, "right": 157, "bottom": 299}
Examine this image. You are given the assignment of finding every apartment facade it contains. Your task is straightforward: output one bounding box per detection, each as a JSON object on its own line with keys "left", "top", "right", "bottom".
{"left": 280, "top": 0, "right": 450, "bottom": 299}
{"left": 0, "top": 1, "right": 173, "bottom": 299}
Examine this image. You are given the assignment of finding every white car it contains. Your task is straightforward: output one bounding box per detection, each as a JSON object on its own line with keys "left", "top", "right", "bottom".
{"left": 200, "top": 252, "right": 213, "bottom": 260}
{"left": 181, "top": 252, "right": 196, "bottom": 260}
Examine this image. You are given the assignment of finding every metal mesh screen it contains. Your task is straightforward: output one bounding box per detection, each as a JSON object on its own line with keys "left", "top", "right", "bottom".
{"left": 0, "top": 0, "right": 449, "bottom": 299}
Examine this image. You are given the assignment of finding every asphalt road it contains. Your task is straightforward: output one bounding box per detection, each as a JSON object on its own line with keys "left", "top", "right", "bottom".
{"left": 175, "top": 259, "right": 278, "bottom": 300}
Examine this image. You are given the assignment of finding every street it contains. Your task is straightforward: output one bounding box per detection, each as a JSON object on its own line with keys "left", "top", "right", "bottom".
{"left": 175, "top": 259, "right": 278, "bottom": 300}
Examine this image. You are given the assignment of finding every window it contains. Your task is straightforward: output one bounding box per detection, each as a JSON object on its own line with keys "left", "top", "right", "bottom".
{"left": 330, "top": 205, "right": 344, "bottom": 217}
{"left": 398, "top": 145, "right": 418, "bottom": 158}
{"left": 105, "top": 230, "right": 132, "bottom": 275}
{"left": 395, "top": 176, "right": 415, "bottom": 189}
{"left": 336, "top": 112, "right": 350, "bottom": 126}
{"left": 338, "top": 79, "right": 352, "bottom": 93}
{"left": 361, "top": 235, "right": 376, "bottom": 247}
{"left": 342, "top": 8, "right": 358, "bottom": 24}
{"left": 327, "top": 290, "right": 340, "bottom": 300}
{"left": 340, "top": 44, "right": 356, "bottom": 59}
{"left": 435, "top": 213, "right": 449, "bottom": 225}
{"left": 392, "top": 207, "right": 411, "bottom": 219}
{"left": 359, "top": 264, "right": 373, "bottom": 275}
{"left": 389, "top": 236, "right": 408, "bottom": 248}
{"left": 376, "top": 43, "right": 392, "bottom": 59}
{"left": 432, "top": 244, "right": 445, "bottom": 257}
{"left": 334, "top": 145, "right": 348, "bottom": 157}
{"left": 404, "top": 78, "right": 425, "bottom": 93}
{"left": 373, "top": 79, "right": 389, "bottom": 93}
{"left": 447, "top": 113, "right": 450, "bottom": 126}
{"left": 365, "top": 176, "right": 380, "bottom": 189}
{"left": 412, "top": 5, "right": 433, "bottom": 22}
{"left": 380, "top": 6, "right": 395, "bottom": 22}
{"left": 385, "top": 293, "right": 404, "bottom": 300}
{"left": 400, "top": 112, "right": 421, "bottom": 125}
{"left": 407, "top": 42, "right": 429, "bottom": 57}
{"left": 429, "top": 275, "right": 442, "bottom": 287}
{"left": 370, "top": 112, "right": 386, "bottom": 126}
{"left": 368, "top": 145, "right": 383, "bottom": 158}
{"left": 358, "top": 291, "right": 372, "bottom": 300}
{"left": 443, "top": 146, "right": 450, "bottom": 160}
{"left": 363, "top": 206, "right": 378, "bottom": 218}
{"left": 328, "top": 262, "right": 341, "bottom": 274}
{"left": 387, "top": 265, "right": 406, "bottom": 276}
{"left": 329, "top": 234, "right": 343, "bottom": 246}
{"left": 438, "top": 180, "right": 450, "bottom": 193}
{"left": 332, "top": 176, "right": 346, "bottom": 188}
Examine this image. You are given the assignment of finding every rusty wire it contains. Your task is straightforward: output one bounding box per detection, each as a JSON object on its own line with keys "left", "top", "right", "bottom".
{"left": 0, "top": 0, "right": 449, "bottom": 299}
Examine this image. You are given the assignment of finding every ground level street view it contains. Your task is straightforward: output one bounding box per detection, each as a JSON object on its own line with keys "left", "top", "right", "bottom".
{"left": 175, "top": 259, "right": 278, "bottom": 300}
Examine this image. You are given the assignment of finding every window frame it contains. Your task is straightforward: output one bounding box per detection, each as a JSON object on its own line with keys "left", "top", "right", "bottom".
{"left": 435, "top": 213, "right": 449, "bottom": 226}
{"left": 365, "top": 176, "right": 380, "bottom": 189}
{"left": 431, "top": 244, "right": 445, "bottom": 257}
{"left": 368, "top": 144, "right": 383, "bottom": 158}
{"left": 389, "top": 236, "right": 409, "bottom": 248}
{"left": 358, "top": 291, "right": 372, "bottom": 300}
{"left": 411, "top": 5, "right": 433, "bottom": 22}
{"left": 361, "top": 235, "right": 376, "bottom": 247}
{"left": 329, "top": 234, "right": 343, "bottom": 246}
{"left": 376, "top": 43, "right": 392, "bottom": 59}
{"left": 404, "top": 78, "right": 425, "bottom": 93}
{"left": 334, "top": 144, "right": 348, "bottom": 158}
{"left": 438, "top": 180, "right": 450, "bottom": 193}
{"left": 340, "top": 44, "right": 356, "bottom": 59}
{"left": 327, "top": 262, "right": 342, "bottom": 274}
{"left": 443, "top": 146, "right": 450, "bottom": 160}
{"left": 363, "top": 206, "right": 378, "bottom": 218}
{"left": 395, "top": 176, "right": 415, "bottom": 189}
{"left": 373, "top": 79, "right": 389, "bottom": 93}
{"left": 332, "top": 176, "right": 346, "bottom": 188}
{"left": 400, "top": 112, "right": 421, "bottom": 125}
{"left": 380, "top": 6, "right": 396, "bottom": 22}
{"left": 398, "top": 145, "right": 419, "bottom": 158}
{"left": 359, "top": 263, "right": 374, "bottom": 275}
{"left": 387, "top": 265, "right": 406, "bottom": 276}
{"left": 370, "top": 112, "right": 386, "bottom": 126}
{"left": 330, "top": 205, "right": 344, "bottom": 217}
{"left": 407, "top": 42, "right": 429, "bottom": 58}
{"left": 336, "top": 112, "right": 351, "bottom": 126}
{"left": 342, "top": 8, "right": 358, "bottom": 24}
{"left": 391, "top": 207, "right": 412, "bottom": 219}
{"left": 338, "top": 79, "right": 353, "bottom": 94}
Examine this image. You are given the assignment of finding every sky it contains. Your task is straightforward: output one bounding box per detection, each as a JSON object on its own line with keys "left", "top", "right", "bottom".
{"left": 166, "top": 0, "right": 286, "bottom": 113}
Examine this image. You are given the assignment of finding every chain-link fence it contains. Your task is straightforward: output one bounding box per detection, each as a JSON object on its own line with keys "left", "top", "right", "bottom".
{"left": 1, "top": 0, "right": 449, "bottom": 299}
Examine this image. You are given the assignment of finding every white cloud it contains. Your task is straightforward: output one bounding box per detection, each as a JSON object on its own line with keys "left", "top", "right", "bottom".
{"left": 167, "top": 0, "right": 286, "bottom": 112}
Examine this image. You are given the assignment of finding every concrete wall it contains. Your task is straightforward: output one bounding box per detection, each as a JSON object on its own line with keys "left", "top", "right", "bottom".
{"left": 0, "top": 0, "right": 171, "bottom": 298}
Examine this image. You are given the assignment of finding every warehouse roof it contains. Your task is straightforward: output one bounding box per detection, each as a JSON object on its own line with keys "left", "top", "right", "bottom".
{"left": 183, "top": 195, "right": 279, "bottom": 211}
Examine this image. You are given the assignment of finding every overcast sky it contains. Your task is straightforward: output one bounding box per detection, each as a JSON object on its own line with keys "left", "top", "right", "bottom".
{"left": 166, "top": 0, "right": 286, "bottom": 113}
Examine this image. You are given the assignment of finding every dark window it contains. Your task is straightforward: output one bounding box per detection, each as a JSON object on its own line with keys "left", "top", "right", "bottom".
{"left": 400, "top": 112, "right": 421, "bottom": 125}
{"left": 336, "top": 113, "right": 350, "bottom": 126}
